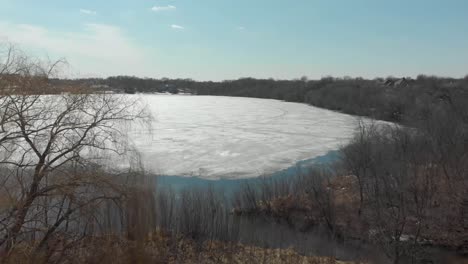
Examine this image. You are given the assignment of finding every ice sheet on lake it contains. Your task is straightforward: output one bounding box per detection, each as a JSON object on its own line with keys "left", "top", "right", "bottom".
{"left": 127, "top": 95, "right": 363, "bottom": 179}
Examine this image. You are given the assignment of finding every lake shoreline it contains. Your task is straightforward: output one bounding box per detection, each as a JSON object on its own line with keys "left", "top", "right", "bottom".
{"left": 153, "top": 150, "right": 341, "bottom": 193}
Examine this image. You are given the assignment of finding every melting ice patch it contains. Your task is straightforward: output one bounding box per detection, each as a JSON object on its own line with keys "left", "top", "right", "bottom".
{"left": 126, "top": 95, "right": 364, "bottom": 179}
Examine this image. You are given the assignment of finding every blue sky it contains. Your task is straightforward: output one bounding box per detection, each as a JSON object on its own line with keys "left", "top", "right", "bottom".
{"left": 1, "top": 0, "right": 467, "bottom": 80}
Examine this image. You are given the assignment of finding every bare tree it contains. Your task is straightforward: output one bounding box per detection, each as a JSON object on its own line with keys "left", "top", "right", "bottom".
{"left": 0, "top": 43, "right": 150, "bottom": 259}
{"left": 341, "top": 120, "right": 380, "bottom": 215}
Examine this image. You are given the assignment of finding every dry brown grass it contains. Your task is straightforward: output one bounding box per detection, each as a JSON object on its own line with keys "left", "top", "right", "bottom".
{"left": 2, "top": 232, "right": 360, "bottom": 264}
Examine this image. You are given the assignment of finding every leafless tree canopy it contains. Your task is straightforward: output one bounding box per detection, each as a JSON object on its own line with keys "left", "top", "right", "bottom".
{"left": 0, "top": 43, "right": 150, "bottom": 259}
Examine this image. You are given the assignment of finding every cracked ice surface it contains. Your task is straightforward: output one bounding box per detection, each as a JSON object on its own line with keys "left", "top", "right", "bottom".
{"left": 128, "top": 95, "right": 362, "bottom": 179}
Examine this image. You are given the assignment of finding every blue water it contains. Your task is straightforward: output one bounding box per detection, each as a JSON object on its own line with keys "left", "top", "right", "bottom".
{"left": 154, "top": 150, "right": 341, "bottom": 194}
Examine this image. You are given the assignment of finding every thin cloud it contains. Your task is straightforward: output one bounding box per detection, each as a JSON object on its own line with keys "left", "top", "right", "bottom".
{"left": 151, "top": 5, "right": 176, "bottom": 12}
{"left": 0, "top": 21, "right": 153, "bottom": 78}
{"left": 171, "top": 24, "right": 184, "bottom": 30}
{"left": 80, "top": 9, "right": 97, "bottom": 15}
{"left": 237, "top": 26, "right": 245, "bottom": 31}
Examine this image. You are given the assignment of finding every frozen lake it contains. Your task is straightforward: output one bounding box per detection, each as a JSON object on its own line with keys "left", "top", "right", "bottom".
{"left": 128, "top": 95, "right": 362, "bottom": 179}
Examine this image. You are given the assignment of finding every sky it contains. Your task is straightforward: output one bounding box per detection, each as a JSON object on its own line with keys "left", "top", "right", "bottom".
{"left": 0, "top": 0, "right": 467, "bottom": 81}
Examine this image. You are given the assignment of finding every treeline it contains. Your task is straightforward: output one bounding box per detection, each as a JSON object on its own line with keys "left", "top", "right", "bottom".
{"left": 61, "top": 75, "right": 468, "bottom": 123}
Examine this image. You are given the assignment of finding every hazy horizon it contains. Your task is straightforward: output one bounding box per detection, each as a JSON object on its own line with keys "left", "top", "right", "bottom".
{"left": 1, "top": 0, "right": 468, "bottom": 81}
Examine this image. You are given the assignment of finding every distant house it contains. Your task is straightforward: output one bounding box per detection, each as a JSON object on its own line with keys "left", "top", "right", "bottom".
{"left": 384, "top": 77, "right": 413, "bottom": 88}
{"left": 384, "top": 79, "right": 396, "bottom": 86}
{"left": 168, "top": 87, "right": 179, "bottom": 94}
{"left": 163, "top": 83, "right": 179, "bottom": 94}
{"left": 394, "top": 78, "right": 410, "bottom": 87}
{"left": 124, "top": 87, "right": 136, "bottom": 94}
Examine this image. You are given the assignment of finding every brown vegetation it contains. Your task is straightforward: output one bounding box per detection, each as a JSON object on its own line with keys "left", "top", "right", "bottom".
{"left": 4, "top": 232, "right": 355, "bottom": 264}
